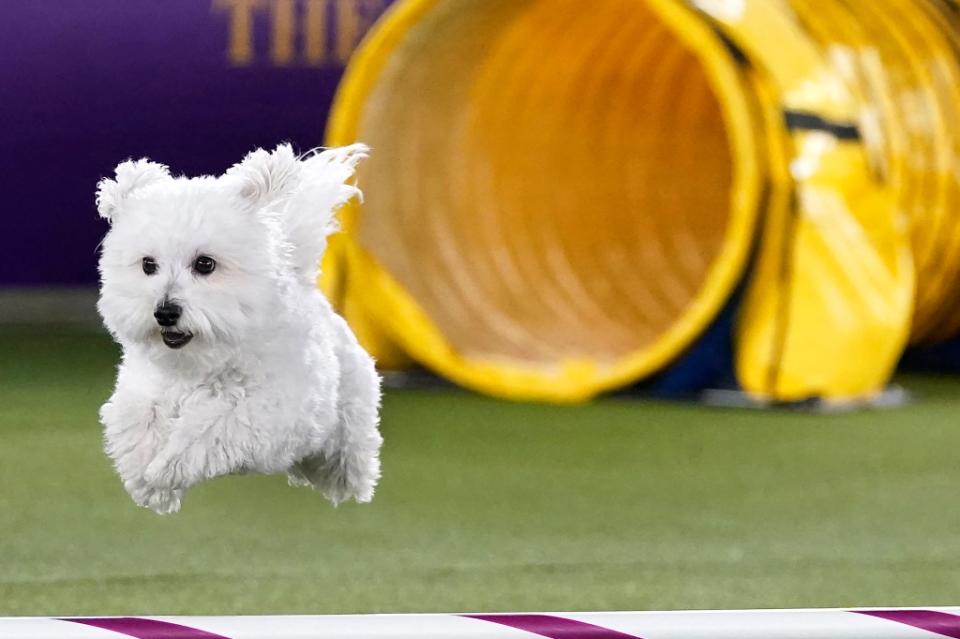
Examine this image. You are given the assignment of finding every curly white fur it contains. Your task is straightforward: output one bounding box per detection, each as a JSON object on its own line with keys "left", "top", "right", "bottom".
{"left": 96, "top": 143, "right": 382, "bottom": 514}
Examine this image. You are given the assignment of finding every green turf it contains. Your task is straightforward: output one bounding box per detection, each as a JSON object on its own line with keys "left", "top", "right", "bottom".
{"left": 2, "top": 329, "right": 960, "bottom": 616}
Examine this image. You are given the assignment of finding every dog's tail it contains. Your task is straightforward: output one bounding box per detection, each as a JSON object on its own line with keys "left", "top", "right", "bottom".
{"left": 283, "top": 144, "right": 369, "bottom": 282}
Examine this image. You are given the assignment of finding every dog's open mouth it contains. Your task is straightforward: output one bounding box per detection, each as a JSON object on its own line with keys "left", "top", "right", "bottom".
{"left": 161, "top": 330, "right": 193, "bottom": 349}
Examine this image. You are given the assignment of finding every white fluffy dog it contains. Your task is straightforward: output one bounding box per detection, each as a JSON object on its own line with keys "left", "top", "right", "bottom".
{"left": 95, "top": 144, "right": 382, "bottom": 514}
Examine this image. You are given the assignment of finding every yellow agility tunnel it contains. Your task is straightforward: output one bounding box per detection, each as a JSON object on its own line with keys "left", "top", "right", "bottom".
{"left": 323, "top": 0, "right": 960, "bottom": 403}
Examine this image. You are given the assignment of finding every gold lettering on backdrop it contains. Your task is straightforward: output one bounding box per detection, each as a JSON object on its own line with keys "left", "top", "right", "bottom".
{"left": 213, "top": 0, "right": 391, "bottom": 66}
{"left": 271, "top": 0, "right": 297, "bottom": 65}
{"left": 334, "top": 0, "right": 362, "bottom": 65}
{"left": 303, "top": 0, "right": 327, "bottom": 65}
{"left": 213, "top": 0, "right": 268, "bottom": 65}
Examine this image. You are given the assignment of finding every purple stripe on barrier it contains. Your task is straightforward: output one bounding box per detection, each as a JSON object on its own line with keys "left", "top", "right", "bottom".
{"left": 465, "top": 614, "right": 643, "bottom": 639}
{"left": 854, "top": 610, "right": 960, "bottom": 638}
{"left": 62, "top": 617, "right": 232, "bottom": 639}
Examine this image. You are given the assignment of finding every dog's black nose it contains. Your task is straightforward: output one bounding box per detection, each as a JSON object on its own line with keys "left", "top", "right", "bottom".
{"left": 154, "top": 302, "right": 182, "bottom": 327}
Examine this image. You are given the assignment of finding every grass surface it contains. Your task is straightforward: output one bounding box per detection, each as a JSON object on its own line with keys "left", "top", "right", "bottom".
{"left": 2, "top": 329, "right": 960, "bottom": 616}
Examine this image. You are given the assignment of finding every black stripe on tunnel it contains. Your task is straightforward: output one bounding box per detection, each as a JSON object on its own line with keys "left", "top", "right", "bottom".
{"left": 784, "top": 110, "right": 861, "bottom": 140}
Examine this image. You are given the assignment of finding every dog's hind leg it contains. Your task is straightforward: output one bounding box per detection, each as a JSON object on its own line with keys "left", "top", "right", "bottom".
{"left": 289, "top": 314, "right": 383, "bottom": 505}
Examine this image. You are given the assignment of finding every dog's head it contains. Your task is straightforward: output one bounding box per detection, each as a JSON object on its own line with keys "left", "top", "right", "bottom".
{"left": 96, "top": 144, "right": 366, "bottom": 361}
{"left": 95, "top": 152, "right": 297, "bottom": 358}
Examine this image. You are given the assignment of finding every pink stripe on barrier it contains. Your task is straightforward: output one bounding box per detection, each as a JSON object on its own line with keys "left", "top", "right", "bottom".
{"left": 854, "top": 610, "right": 960, "bottom": 639}
{"left": 62, "top": 617, "right": 232, "bottom": 639}
{"left": 465, "top": 614, "right": 643, "bottom": 638}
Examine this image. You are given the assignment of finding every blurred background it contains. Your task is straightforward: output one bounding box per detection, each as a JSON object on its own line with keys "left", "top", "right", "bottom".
{"left": 3, "top": 0, "right": 960, "bottom": 616}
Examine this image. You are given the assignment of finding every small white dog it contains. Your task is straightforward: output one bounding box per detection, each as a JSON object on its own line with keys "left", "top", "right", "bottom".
{"left": 96, "top": 143, "right": 382, "bottom": 514}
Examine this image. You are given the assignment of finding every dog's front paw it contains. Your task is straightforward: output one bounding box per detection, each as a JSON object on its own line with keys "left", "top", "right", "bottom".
{"left": 125, "top": 478, "right": 183, "bottom": 514}
{"left": 143, "top": 487, "right": 183, "bottom": 515}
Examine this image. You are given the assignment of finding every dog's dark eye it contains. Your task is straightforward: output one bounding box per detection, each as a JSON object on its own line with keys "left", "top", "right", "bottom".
{"left": 193, "top": 255, "right": 216, "bottom": 275}
{"left": 142, "top": 257, "right": 158, "bottom": 275}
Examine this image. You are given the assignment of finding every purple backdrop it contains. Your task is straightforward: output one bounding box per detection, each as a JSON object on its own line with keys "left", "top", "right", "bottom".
{"left": 0, "top": 0, "right": 392, "bottom": 286}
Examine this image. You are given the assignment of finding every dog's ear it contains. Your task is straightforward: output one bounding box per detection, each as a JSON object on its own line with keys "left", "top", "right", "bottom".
{"left": 96, "top": 159, "right": 171, "bottom": 222}
{"left": 282, "top": 144, "right": 368, "bottom": 281}
{"left": 227, "top": 144, "right": 300, "bottom": 210}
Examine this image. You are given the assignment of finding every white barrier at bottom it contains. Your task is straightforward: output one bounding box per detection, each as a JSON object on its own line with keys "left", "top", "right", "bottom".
{"left": 1, "top": 608, "right": 959, "bottom": 638}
